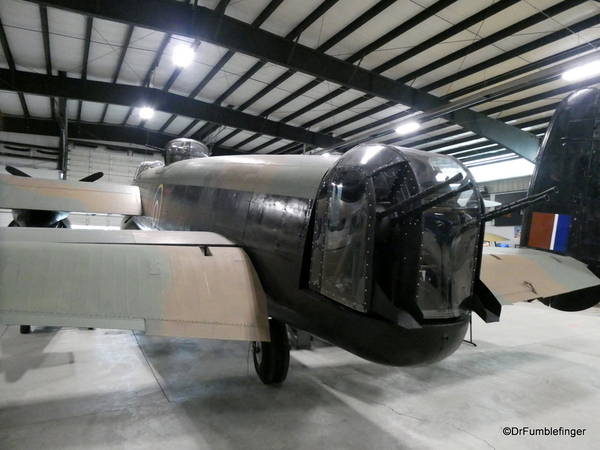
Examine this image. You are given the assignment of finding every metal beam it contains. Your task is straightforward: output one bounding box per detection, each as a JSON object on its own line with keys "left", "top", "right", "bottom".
{"left": 287, "top": 3, "right": 595, "bottom": 158}
{"left": 380, "top": 72, "right": 600, "bottom": 154}
{"left": 77, "top": 16, "right": 93, "bottom": 123}
{"left": 285, "top": 0, "right": 587, "bottom": 152}
{"left": 216, "top": 0, "right": 455, "bottom": 147}
{"left": 315, "top": 0, "right": 397, "bottom": 53}
{"left": 390, "top": 104, "right": 559, "bottom": 152}
{"left": 373, "top": 0, "right": 521, "bottom": 73}
{"left": 347, "top": 0, "right": 458, "bottom": 65}
{"left": 216, "top": 0, "right": 457, "bottom": 148}
{"left": 286, "top": 0, "right": 340, "bottom": 40}
{"left": 403, "top": 118, "right": 550, "bottom": 158}
{"left": 202, "top": 0, "right": 340, "bottom": 139}
{"left": 56, "top": 97, "right": 68, "bottom": 176}
{"left": 0, "top": 68, "right": 342, "bottom": 149}
{"left": 188, "top": 0, "right": 281, "bottom": 99}
{"left": 288, "top": 0, "right": 520, "bottom": 128}
{"left": 26, "top": 0, "right": 540, "bottom": 159}
{"left": 326, "top": 48, "right": 600, "bottom": 152}
{"left": 56, "top": 72, "right": 68, "bottom": 177}
{"left": 0, "top": 16, "right": 29, "bottom": 117}
{"left": 213, "top": 0, "right": 231, "bottom": 15}
{"left": 396, "top": 0, "right": 600, "bottom": 87}
{"left": 81, "top": 17, "right": 93, "bottom": 81}
{"left": 39, "top": 5, "right": 56, "bottom": 120}
{"left": 100, "top": 24, "right": 134, "bottom": 123}
{"left": 167, "top": 0, "right": 285, "bottom": 136}
{"left": 444, "top": 37, "right": 600, "bottom": 102}
{"left": 162, "top": 39, "right": 201, "bottom": 92}
{"left": 0, "top": 116, "right": 240, "bottom": 156}
{"left": 319, "top": 38, "right": 600, "bottom": 140}
{"left": 39, "top": 6, "right": 53, "bottom": 75}
{"left": 123, "top": 32, "right": 171, "bottom": 126}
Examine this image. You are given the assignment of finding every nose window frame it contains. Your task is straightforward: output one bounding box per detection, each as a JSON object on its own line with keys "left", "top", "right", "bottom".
{"left": 309, "top": 165, "right": 376, "bottom": 312}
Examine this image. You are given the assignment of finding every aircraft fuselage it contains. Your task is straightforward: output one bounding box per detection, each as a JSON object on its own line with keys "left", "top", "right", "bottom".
{"left": 132, "top": 144, "right": 482, "bottom": 366}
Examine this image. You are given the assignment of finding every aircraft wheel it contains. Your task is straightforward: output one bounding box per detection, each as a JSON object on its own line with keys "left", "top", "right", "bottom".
{"left": 252, "top": 318, "right": 290, "bottom": 385}
{"left": 20, "top": 325, "right": 31, "bottom": 334}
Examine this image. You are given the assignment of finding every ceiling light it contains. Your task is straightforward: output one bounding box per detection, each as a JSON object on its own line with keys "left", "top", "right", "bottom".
{"left": 562, "top": 61, "right": 600, "bottom": 82}
{"left": 173, "top": 45, "right": 195, "bottom": 67}
{"left": 395, "top": 122, "right": 420, "bottom": 135}
{"left": 139, "top": 107, "right": 155, "bottom": 120}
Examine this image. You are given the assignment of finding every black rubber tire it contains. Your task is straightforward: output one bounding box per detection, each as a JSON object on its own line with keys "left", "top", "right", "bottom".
{"left": 20, "top": 325, "right": 31, "bottom": 334}
{"left": 252, "top": 318, "right": 290, "bottom": 385}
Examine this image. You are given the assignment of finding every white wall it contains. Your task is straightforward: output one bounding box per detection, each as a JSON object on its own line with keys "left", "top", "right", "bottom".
{"left": 66, "top": 146, "right": 160, "bottom": 228}
{"left": 479, "top": 175, "right": 531, "bottom": 194}
{"left": 481, "top": 184, "right": 531, "bottom": 248}
{"left": 484, "top": 223, "right": 522, "bottom": 248}
{"left": 0, "top": 144, "right": 161, "bottom": 229}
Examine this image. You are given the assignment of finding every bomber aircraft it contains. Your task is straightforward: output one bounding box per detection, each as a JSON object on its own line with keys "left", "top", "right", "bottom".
{"left": 1, "top": 88, "right": 600, "bottom": 385}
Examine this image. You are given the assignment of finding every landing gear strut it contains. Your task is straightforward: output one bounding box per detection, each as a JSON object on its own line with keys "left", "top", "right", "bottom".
{"left": 252, "top": 318, "right": 290, "bottom": 385}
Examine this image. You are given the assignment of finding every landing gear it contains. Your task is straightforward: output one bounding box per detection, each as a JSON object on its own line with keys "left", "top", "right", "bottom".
{"left": 20, "top": 325, "right": 31, "bottom": 334}
{"left": 288, "top": 326, "right": 312, "bottom": 350}
{"left": 252, "top": 318, "right": 290, "bottom": 385}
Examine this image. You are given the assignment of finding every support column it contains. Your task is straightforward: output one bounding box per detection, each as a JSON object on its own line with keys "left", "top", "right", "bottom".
{"left": 56, "top": 71, "right": 68, "bottom": 179}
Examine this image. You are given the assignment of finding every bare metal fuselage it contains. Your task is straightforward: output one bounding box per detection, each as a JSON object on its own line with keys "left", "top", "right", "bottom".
{"left": 133, "top": 145, "right": 482, "bottom": 366}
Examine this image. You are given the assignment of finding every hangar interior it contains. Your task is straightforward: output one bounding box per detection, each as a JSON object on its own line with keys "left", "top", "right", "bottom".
{"left": 2, "top": 1, "right": 600, "bottom": 449}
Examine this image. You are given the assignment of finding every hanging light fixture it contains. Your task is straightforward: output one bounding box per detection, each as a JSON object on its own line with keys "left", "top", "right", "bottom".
{"left": 139, "top": 107, "right": 155, "bottom": 120}
{"left": 173, "top": 45, "right": 195, "bottom": 67}
{"left": 395, "top": 121, "right": 420, "bottom": 135}
{"left": 562, "top": 61, "right": 600, "bottom": 82}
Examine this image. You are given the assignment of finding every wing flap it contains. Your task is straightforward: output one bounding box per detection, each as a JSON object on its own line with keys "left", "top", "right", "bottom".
{"left": 480, "top": 247, "right": 600, "bottom": 304}
{"left": 0, "top": 229, "right": 269, "bottom": 341}
{"left": 0, "top": 173, "right": 142, "bottom": 215}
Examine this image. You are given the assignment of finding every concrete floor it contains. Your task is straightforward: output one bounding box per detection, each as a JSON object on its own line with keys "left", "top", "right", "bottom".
{"left": 1, "top": 301, "right": 600, "bottom": 450}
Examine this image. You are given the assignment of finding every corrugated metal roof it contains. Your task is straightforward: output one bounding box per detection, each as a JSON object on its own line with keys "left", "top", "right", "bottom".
{"left": 0, "top": 0, "right": 598, "bottom": 167}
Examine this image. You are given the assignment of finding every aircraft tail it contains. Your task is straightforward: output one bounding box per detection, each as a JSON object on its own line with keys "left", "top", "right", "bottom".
{"left": 520, "top": 87, "right": 600, "bottom": 310}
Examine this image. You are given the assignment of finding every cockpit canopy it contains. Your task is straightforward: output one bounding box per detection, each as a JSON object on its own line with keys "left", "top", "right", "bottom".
{"left": 165, "top": 138, "right": 210, "bottom": 165}
{"left": 134, "top": 160, "right": 164, "bottom": 179}
{"left": 309, "top": 144, "right": 482, "bottom": 323}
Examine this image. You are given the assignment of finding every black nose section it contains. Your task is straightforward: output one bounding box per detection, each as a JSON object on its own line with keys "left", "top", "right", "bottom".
{"left": 309, "top": 144, "right": 482, "bottom": 324}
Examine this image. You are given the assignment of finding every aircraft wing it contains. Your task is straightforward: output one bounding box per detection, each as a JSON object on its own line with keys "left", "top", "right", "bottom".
{"left": 479, "top": 247, "right": 600, "bottom": 304}
{"left": 0, "top": 228, "right": 269, "bottom": 341}
{"left": 0, "top": 173, "right": 141, "bottom": 215}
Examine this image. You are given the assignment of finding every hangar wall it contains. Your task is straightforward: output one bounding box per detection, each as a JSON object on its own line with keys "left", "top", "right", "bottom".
{"left": 480, "top": 175, "right": 532, "bottom": 247}
{"left": 480, "top": 176, "right": 531, "bottom": 194}
{"left": 66, "top": 147, "right": 161, "bottom": 228}
{"left": 1, "top": 140, "right": 533, "bottom": 233}
{"left": 0, "top": 142, "right": 161, "bottom": 228}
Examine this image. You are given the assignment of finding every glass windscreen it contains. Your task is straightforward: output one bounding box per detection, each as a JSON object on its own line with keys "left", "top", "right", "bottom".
{"left": 310, "top": 144, "right": 481, "bottom": 321}
{"left": 400, "top": 149, "right": 481, "bottom": 319}
{"left": 310, "top": 145, "right": 407, "bottom": 312}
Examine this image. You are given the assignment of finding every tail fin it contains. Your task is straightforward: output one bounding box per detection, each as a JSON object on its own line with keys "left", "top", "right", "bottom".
{"left": 521, "top": 88, "right": 600, "bottom": 310}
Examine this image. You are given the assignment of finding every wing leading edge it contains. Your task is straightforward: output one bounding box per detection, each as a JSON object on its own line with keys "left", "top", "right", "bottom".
{"left": 0, "top": 173, "right": 141, "bottom": 215}
{"left": 0, "top": 228, "right": 269, "bottom": 341}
